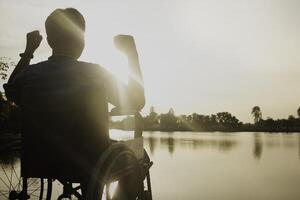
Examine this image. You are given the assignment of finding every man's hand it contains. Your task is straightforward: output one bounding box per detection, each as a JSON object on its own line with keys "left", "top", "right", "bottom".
{"left": 114, "top": 35, "right": 137, "bottom": 55}
{"left": 24, "top": 31, "right": 42, "bottom": 54}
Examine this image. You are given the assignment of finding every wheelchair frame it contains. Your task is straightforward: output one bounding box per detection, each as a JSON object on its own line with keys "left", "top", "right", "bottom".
{"left": 1, "top": 111, "right": 153, "bottom": 200}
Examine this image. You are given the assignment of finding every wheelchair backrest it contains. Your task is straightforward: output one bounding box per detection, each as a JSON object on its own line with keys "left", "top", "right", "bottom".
{"left": 20, "top": 83, "right": 111, "bottom": 180}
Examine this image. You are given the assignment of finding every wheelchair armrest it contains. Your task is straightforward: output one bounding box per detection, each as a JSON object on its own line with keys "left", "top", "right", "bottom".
{"left": 110, "top": 107, "right": 144, "bottom": 138}
{"left": 109, "top": 107, "right": 138, "bottom": 116}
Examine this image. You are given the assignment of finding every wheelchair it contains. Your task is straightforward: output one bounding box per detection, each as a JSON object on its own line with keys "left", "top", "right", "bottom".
{"left": 0, "top": 108, "right": 153, "bottom": 200}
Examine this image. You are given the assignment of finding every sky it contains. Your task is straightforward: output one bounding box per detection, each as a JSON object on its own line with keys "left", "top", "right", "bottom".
{"left": 0, "top": 0, "right": 299, "bottom": 123}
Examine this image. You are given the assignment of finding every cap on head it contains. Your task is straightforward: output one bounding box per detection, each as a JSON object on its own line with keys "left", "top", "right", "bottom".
{"left": 45, "top": 8, "right": 86, "bottom": 58}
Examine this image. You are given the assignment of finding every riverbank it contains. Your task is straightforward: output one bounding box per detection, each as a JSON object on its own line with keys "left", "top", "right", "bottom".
{"left": 111, "top": 127, "right": 300, "bottom": 133}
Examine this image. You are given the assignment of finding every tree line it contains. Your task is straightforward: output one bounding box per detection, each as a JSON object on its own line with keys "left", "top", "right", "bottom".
{"left": 0, "top": 92, "right": 20, "bottom": 133}
{"left": 0, "top": 58, "right": 20, "bottom": 133}
{"left": 111, "top": 106, "right": 300, "bottom": 132}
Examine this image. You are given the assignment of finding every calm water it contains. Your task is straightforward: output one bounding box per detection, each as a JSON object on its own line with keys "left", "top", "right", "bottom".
{"left": 1, "top": 131, "right": 300, "bottom": 199}
{"left": 140, "top": 131, "right": 300, "bottom": 200}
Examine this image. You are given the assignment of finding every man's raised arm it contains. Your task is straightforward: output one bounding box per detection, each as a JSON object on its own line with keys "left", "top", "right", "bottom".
{"left": 107, "top": 35, "right": 145, "bottom": 112}
{"left": 4, "top": 31, "right": 42, "bottom": 103}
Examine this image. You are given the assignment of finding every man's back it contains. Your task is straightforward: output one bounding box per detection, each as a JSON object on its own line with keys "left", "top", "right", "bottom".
{"left": 19, "top": 56, "right": 111, "bottom": 180}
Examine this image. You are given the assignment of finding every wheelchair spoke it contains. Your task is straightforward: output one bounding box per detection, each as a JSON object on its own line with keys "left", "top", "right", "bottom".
{"left": 0, "top": 190, "right": 8, "bottom": 197}
{"left": 12, "top": 165, "right": 20, "bottom": 184}
{"left": 29, "top": 193, "right": 40, "bottom": 198}
{"left": 10, "top": 165, "right": 13, "bottom": 191}
{"left": 11, "top": 176, "right": 22, "bottom": 192}
{"left": 0, "top": 193, "right": 8, "bottom": 199}
{"left": 29, "top": 185, "right": 41, "bottom": 195}
{"left": 0, "top": 175, "right": 10, "bottom": 189}
{"left": 16, "top": 178, "right": 21, "bottom": 191}
{"left": 11, "top": 166, "right": 21, "bottom": 191}
{"left": 1, "top": 165, "right": 11, "bottom": 189}
{"left": 28, "top": 179, "right": 39, "bottom": 188}
{"left": 1, "top": 164, "right": 48, "bottom": 200}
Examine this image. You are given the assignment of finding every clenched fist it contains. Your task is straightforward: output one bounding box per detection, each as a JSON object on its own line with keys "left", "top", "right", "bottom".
{"left": 114, "top": 35, "right": 137, "bottom": 55}
{"left": 25, "top": 30, "right": 42, "bottom": 54}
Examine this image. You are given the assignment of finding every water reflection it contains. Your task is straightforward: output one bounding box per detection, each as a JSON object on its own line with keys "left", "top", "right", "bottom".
{"left": 144, "top": 132, "right": 300, "bottom": 200}
{"left": 143, "top": 132, "right": 300, "bottom": 160}
{"left": 144, "top": 133, "right": 238, "bottom": 155}
{"left": 253, "top": 133, "right": 263, "bottom": 159}
{"left": 1, "top": 132, "right": 300, "bottom": 163}
{"left": 148, "top": 136, "right": 158, "bottom": 155}
{"left": 298, "top": 134, "right": 300, "bottom": 159}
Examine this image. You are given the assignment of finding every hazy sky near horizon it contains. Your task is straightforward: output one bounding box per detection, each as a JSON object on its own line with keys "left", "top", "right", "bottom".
{"left": 0, "top": 0, "right": 299, "bottom": 122}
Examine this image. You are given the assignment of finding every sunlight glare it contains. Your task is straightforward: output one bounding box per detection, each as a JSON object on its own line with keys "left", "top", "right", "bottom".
{"left": 102, "top": 181, "right": 119, "bottom": 200}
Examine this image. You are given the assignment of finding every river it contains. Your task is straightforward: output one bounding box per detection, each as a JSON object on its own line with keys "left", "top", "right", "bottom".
{"left": 140, "top": 131, "right": 300, "bottom": 200}
{"left": 1, "top": 131, "right": 300, "bottom": 199}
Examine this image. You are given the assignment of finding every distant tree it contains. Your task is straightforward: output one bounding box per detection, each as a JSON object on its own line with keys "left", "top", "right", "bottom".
{"left": 210, "top": 114, "right": 217, "bottom": 124}
{"left": 177, "top": 114, "right": 190, "bottom": 130}
{"left": 0, "top": 57, "right": 14, "bottom": 80}
{"left": 251, "top": 106, "right": 262, "bottom": 124}
{"left": 0, "top": 57, "right": 16, "bottom": 112}
{"left": 288, "top": 115, "right": 295, "bottom": 120}
{"left": 0, "top": 58, "right": 16, "bottom": 132}
{"left": 168, "top": 108, "right": 175, "bottom": 115}
{"left": 144, "top": 106, "right": 159, "bottom": 130}
{"left": 208, "top": 114, "right": 218, "bottom": 130}
{"left": 160, "top": 108, "right": 178, "bottom": 131}
{"left": 287, "top": 115, "right": 297, "bottom": 131}
{"left": 148, "top": 106, "right": 153, "bottom": 113}
{"left": 264, "top": 117, "right": 275, "bottom": 130}
{"left": 216, "top": 112, "right": 241, "bottom": 129}
{"left": 0, "top": 92, "right": 20, "bottom": 133}
{"left": 190, "top": 113, "right": 205, "bottom": 130}
{"left": 0, "top": 92, "right": 8, "bottom": 119}
{"left": 297, "top": 107, "right": 300, "bottom": 118}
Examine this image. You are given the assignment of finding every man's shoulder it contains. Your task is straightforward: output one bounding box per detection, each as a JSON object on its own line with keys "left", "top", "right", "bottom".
{"left": 76, "top": 60, "right": 109, "bottom": 75}
{"left": 31, "top": 59, "right": 104, "bottom": 71}
{"left": 77, "top": 60, "right": 104, "bottom": 69}
{"left": 27, "top": 59, "right": 110, "bottom": 79}
{"left": 27, "top": 60, "right": 50, "bottom": 71}
{"left": 77, "top": 60, "right": 100, "bottom": 68}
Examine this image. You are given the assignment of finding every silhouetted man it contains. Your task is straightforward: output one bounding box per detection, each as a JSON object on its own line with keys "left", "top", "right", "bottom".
{"left": 3, "top": 8, "right": 145, "bottom": 198}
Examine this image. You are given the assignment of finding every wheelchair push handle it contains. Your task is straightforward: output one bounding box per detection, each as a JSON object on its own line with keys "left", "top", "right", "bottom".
{"left": 109, "top": 107, "right": 144, "bottom": 138}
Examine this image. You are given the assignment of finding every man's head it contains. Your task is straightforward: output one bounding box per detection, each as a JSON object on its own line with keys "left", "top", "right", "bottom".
{"left": 45, "top": 8, "right": 85, "bottom": 59}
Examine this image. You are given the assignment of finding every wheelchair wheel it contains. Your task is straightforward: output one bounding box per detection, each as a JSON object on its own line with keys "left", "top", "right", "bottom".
{"left": 87, "top": 143, "right": 144, "bottom": 200}
{"left": 0, "top": 137, "right": 52, "bottom": 200}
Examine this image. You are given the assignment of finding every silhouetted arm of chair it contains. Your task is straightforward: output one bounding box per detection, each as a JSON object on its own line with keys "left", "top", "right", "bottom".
{"left": 110, "top": 107, "right": 144, "bottom": 138}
